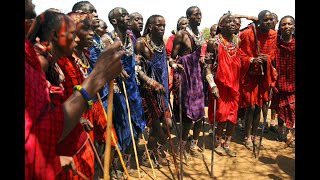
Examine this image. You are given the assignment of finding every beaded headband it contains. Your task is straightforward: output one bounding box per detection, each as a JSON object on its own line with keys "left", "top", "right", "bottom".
{"left": 68, "top": 11, "right": 91, "bottom": 23}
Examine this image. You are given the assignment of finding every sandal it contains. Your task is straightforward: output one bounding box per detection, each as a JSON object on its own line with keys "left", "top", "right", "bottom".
{"left": 224, "top": 147, "right": 237, "bottom": 157}
{"left": 111, "top": 170, "right": 127, "bottom": 180}
{"left": 214, "top": 146, "right": 227, "bottom": 156}
{"left": 253, "top": 139, "right": 264, "bottom": 150}
{"left": 244, "top": 140, "right": 254, "bottom": 151}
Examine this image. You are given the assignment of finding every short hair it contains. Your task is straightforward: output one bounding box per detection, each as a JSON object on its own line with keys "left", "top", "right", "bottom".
{"left": 277, "top": 15, "right": 295, "bottom": 37}
{"left": 258, "top": 10, "right": 272, "bottom": 24}
{"left": 176, "top": 16, "right": 187, "bottom": 31}
{"left": 186, "top": 6, "right": 199, "bottom": 18}
{"left": 129, "top": 12, "right": 142, "bottom": 21}
{"left": 108, "top": 7, "right": 122, "bottom": 24}
{"left": 72, "top": 1, "right": 91, "bottom": 12}
{"left": 142, "top": 14, "right": 163, "bottom": 36}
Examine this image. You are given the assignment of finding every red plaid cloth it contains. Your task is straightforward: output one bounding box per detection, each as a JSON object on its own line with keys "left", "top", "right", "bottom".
{"left": 272, "top": 37, "right": 295, "bottom": 128}
{"left": 56, "top": 55, "right": 94, "bottom": 179}
{"left": 57, "top": 54, "right": 118, "bottom": 179}
{"left": 58, "top": 141, "right": 95, "bottom": 180}
{"left": 25, "top": 38, "right": 65, "bottom": 180}
{"left": 239, "top": 25, "right": 277, "bottom": 108}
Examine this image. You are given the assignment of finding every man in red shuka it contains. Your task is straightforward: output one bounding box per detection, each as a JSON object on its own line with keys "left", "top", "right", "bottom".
{"left": 239, "top": 10, "right": 278, "bottom": 151}
{"left": 206, "top": 13, "right": 250, "bottom": 157}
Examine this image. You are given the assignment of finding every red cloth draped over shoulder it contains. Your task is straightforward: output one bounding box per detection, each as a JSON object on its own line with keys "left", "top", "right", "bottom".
{"left": 165, "top": 34, "right": 175, "bottom": 92}
{"left": 208, "top": 39, "right": 241, "bottom": 124}
{"left": 25, "top": 38, "right": 65, "bottom": 179}
{"left": 238, "top": 25, "right": 277, "bottom": 108}
{"left": 57, "top": 55, "right": 118, "bottom": 146}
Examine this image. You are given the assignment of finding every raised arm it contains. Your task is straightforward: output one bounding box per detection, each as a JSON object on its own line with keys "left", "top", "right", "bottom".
{"left": 59, "top": 41, "right": 124, "bottom": 142}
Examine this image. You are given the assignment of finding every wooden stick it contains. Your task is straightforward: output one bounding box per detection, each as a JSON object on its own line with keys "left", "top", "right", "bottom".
{"left": 75, "top": 169, "right": 89, "bottom": 180}
{"left": 87, "top": 132, "right": 104, "bottom": 173}
{"left": 251, "top": 23, "right": 264, "bottom": 75}
{"left": 103, "top": 80, "right": 114, "bottom": 180}
{"left": 121, "top": 81, "right": 142, "bottom": 179}
{"left": 97, "top": 91, "right": 130, "bottom": 179}
{"left": 210, "top": 99, "right": 216, "bottom": 178}
{"left": 141, "top": 133, "right": 157, "bottom": 179}
{"left": 161, "top": 96, "right": 180, "bottom": 179}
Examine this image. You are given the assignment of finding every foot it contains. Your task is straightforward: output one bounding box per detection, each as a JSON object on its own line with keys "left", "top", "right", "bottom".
{"left": 111, "top": 170, "right": 127, "bottom": 180}
{"left": 224, "top": 147, "right": 237, "bottom": 157}
{"left": 153, "top": 148, "right": 169, "bottom": 168}
{"left": 244, "top": 140, "right": 254, "bottom": 151}
{"left": 190, "top": 141, "right": 203, "bottom": 157}
{"left": 214, "top": 146, "right": 228, "bottom": 156}
{"left": 127, "top": 169, "right": 145, "bottom": 178}
{"left": 189, "top": 147, "right": 202, "bottom": 157}
{"left": 253, "top": 139, "right": 264, "bottom": 150}
{"left": 141, "top": 151, "right": 157, "bottom": 168}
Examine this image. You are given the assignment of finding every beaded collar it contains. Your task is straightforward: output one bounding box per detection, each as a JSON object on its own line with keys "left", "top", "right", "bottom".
{"left": 216, "top": 34, "right": 238, "bottom": 57}
{"left": 145, "top": 34, "right": 164, "bottom": 53}
{"left": 92, "top": 35, "right": 105, "bottom": 51}
{"left": 72, "top": 52, "right": 90, "bottom": 78}
{"left": 110, "top": 30, "right": 133, "bottom": 56}
{"left": 185, "top": 25, "right": 205, "bottom": 46}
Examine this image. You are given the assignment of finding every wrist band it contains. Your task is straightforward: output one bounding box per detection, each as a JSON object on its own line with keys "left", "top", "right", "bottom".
{"left": 147, "top": 78, "right": 155, "bottom": 86}
{"left": 73, "top": 85, "right": 93, "bottom": 109}
{"left": 206, "top": 74, "right": 216, "bottom": 88}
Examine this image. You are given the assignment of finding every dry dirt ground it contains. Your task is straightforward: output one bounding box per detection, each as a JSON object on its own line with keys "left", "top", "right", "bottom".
{"left": 126, "top": 108, "right": 295, "bottom": 180}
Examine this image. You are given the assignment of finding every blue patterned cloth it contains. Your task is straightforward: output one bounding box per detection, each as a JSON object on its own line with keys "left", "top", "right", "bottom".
{"left": 103, "top": 34, "right": 145, "bottom": 151}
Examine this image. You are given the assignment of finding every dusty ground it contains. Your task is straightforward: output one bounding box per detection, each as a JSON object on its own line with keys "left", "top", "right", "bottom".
{"left": 127, "top": 108, "right": 295, "bottom": 180}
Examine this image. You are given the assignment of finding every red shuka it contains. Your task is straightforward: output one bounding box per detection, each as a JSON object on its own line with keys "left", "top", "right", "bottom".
{"left": 208, "top": 36, "right": 242, "bottom": 124}
{"left": 56, "top": 54, "right": 118, "bottom": 179}
{"left": 165, "top": 34, "right": 175, "bottom": 92}
{"left": 239, "top": 25, "right": 278, "bottom": 108}
{"left": 25, "top": 38, "right": 65, "bottom": 180}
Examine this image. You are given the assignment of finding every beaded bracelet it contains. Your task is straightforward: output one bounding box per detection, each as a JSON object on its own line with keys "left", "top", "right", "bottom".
{"left": 73, "top": 85, "right": 93, "bottom": 109}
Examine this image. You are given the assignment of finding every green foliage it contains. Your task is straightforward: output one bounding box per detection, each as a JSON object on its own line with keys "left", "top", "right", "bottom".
{"left": 202, "top": 27, "right": 210, "bottom": 40}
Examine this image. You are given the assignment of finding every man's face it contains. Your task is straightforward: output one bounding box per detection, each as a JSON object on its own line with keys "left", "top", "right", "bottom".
{"left": 259, "top": 12, "right": 274, "bottom": 32}
{"left": 280, "top": 17, "right": 295, "bottom": 36}
{"left": 95, "top": 21, "right": 108, "bottom": 37}
{"left": 210, "top": 24, "right": 218, "bottom": 38}
{"left": 115, "top": 8, "right": 130, "bottom": 30}
{"left": 25, "top": 0, "right": 36, "bottom": 19}
{"left": 76, "top": 18, "right": 94, "bottom": 48}
{"left": 131, "top": 13, "right": 143, "bottom": 32}
{"left": 78, "top": 3, "right": 99, "bottom": 29}
{"left": 219, "top": 15, "right": 237, "bottom": 35}
{"left": 189, "top": 8, "right": 202, "bottom": 26}
{"left": 178, "top": 19, "right": 188, "bottom": 30}
{"left": 151, "top": 16, "right": 166, "bottom": 38}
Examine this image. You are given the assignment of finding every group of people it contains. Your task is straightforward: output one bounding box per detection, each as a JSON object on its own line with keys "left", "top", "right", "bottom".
{"left": 25, "top": 0, "right": 295, "bottom": 179}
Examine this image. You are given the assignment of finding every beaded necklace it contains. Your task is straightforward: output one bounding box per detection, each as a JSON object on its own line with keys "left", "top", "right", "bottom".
{"left": 73, "top": 52, "right": 90, "bottom": 78}
{"left": 217, "top": 34, "right": 238, "bottom": 57}
{"left": 146, "top": 34, "right": 164, "bottom": 53}
{"left": 110, "top": 30, "right": 133, "bottom": 56}
{"left": 186, "top": 26, "right": 205, "bottom": 46}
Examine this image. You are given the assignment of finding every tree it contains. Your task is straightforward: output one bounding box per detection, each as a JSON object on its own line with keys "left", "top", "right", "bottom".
{"left": 202, "top": 27, "right": 210, "bottom": 41}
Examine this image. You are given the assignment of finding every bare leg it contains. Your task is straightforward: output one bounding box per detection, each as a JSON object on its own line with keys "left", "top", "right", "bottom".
{"left": 261, "top": 102, "right": 269, "bottom": 133}
{"left": 214, "top": 122, "right": 227, "bottom": 156}
{"left": 251, "top": 105, "right": 261, "bottom": 137}
{"left": 244, "top": 106, "right": 255, "bottom": 139}
{"left": 223, "top": 121, "right": 237, "bottom": 157}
